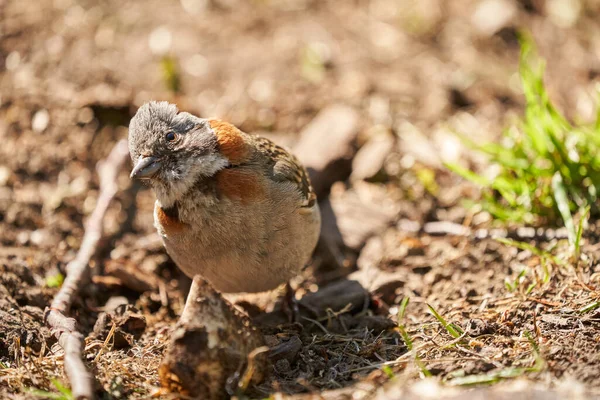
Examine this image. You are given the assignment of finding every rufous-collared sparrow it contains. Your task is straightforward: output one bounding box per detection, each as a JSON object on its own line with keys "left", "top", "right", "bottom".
{"left": 128, "top": 101, "right": 321, "bottom": 293}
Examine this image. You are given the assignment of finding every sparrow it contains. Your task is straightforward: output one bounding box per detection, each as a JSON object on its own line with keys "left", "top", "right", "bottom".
{"left": 128, "top": 101, "right": 321, "bottom": 293}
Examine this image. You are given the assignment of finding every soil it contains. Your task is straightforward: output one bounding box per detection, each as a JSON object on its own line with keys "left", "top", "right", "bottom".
{"left": 2, "top": 0, "right": 600, "bottom": 399}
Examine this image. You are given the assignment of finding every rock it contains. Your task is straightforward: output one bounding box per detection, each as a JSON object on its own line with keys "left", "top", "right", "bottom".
{"left": 300, "top": 279, "right": 370, "bottom": 318}
{"left": 29, "top": 229, "right": 58, "bottom": 247}
{"left": 103, "top": 296, "right": 129, "bottom": 312}
{"left": 356, "top": 236, "right": 384, "bottom": 272}
{"left": 370, "top": 378, "right": 591, "bottom": 400}
{"left": 351, "top": 129, "right": 395, "bottom": 182}
{"left": 148, "top": 26, "right": 172, "bottom": 55}
{"left": 396, "top": 121, "right": 442, "bottom": 168}
{"left": 0, "top": 166, "right": 11, "bottom": 186}
{"left": 351, "top": 315, "right": 397, "bottom": 332}
{"left": 316, "top": 182, "right": 398, "bottom": 274}
{"left": 472, "top": 0, "right": 517, "bottom": 36}
{"left": 423, "top": 221, "right": 471, "bottom": 237}
{"left": 316, "top": 197, "right": 356, "bottom": 273}
{"left": 294, "top": 104, "right": 360, "bottom": 198}
{"left": 268, "top": 336, "right": 302, "bottom": 363}
{"left": 326, "top": 182, "right": 399, "bottom": 250}
{"left": 540, "top": 314, "right": 571, "bottom": 328}
{"left": 31, "top": 109, "right": 50, "bottom": 132}
{"left": 349, "top": 267, "right": 406, "bottom": 306}
{"left": 92, "top": 303, "right": 146, "bottom": 349}
{"left": 104, "top": 259, "right": 159, "bottom": 293}
{"left": 547, "top": 0, "right": 581, "bottom": 28}
{"left": 159, "top": 276, "right": 268, "bottom": 399}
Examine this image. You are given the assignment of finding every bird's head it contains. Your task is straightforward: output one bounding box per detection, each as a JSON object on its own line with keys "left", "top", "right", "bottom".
{"left": 128, "top": 101, "right": 229, "bottom": 206}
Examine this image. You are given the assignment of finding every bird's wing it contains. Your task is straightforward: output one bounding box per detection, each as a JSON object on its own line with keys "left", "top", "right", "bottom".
{"left": 252, "top": 135, "right": 317, "bottom": 209}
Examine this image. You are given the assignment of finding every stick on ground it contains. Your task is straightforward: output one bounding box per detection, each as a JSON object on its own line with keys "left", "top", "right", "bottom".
{"left": 44, "top": 139, "right": 130, "bottom": 400}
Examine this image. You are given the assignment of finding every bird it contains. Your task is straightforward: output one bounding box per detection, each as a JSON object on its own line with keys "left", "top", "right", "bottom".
{"left": 128, "top": 101, "right": 321, "bottom": 294}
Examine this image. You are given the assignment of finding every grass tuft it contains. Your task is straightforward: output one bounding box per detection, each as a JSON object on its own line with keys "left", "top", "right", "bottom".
{"left": 446, "top": 34, "right": 600, "bottom": 231}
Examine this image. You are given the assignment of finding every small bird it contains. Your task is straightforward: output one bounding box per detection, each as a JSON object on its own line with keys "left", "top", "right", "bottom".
{"left": 128, "top": 101, "right": 321, "bottom": 294}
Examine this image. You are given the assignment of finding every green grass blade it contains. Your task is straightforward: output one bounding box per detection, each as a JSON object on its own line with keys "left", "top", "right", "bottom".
{"left": 447, "top": 374, "right": 501, "bottom": 386}
{"left": 444, "top": 163, "right": 490, "bottom": 187}
{"left": 415, "top": 357, "right": 433, "bottom": 378}
{"left": 397, "top": 297, "right": 410, "bottom": 321}
{"left": 427, "top": 304, "right": 463, "bottom": 338}
{"left": 397, "top": 324, "right": 431, "bottom": 377}
{"left": 523, "top": 331, "right": 540, "bottom": 356}
{"left": 51, "top": 380, "right": 73, "bottom": 398}
{"left": 541, "top": 258, "right": 551, "bottom": 283}
{"left": 575, "top": 206, "right": 590, "bottom": 259}
{"left": 579, "top": 301, "right": 600, "bottom": 314}
{"left": 27, "top": 389, "right": 69, "bottom": 400}
{"left": 552, "top": 172, "right": 576, "bottom": 247}
{"left": 495, "top": 238, "right": 562, "bottom": 265}
{"left": 381, "top": 365, "right": 395, "bottom": 379}
{"left": 398, "top": 325, "right": 413, "bottom": 351}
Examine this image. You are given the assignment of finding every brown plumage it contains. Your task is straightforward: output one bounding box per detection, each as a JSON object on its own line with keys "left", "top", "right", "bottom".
{"left": 128, "top": 101, "right": 321, "bottom": 293}
{"left": 209, "top": 119, "right": 250, "bottom": 164}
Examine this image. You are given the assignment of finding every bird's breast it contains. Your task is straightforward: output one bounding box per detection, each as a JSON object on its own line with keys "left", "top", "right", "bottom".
{"left": 154, "top": 203, "right": 188, "bottom": 235}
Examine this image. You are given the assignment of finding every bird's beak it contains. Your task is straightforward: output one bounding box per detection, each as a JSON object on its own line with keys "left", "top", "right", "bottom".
{"left": 130, "top": 156, "right": 161, "bottom": 179}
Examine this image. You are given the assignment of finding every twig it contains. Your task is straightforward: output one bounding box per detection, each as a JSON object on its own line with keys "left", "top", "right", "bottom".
{"left": 44, "top": 140, "right": 130, "bottom": 400}
{"left": 237, "top": 346, "right": 269, "bottom": 392}
{"left": 94, "top": 322, "right": 117, "bottom": 364}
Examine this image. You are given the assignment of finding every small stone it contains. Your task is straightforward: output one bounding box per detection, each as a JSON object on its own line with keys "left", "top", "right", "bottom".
{"left": 183, "top": 54, "right": 209, "bottom": 77}
{"left": 327, "top": 182, "right": 399, "bottom": 250}
{"left": 472, "top": 0, "right": 517, "bottom": 36}
{"left": 294, "top": 104, "right": 360, "bottom": 197}
{"left": 30, "top": 229, "right": 50, "bottom": 247}
{"left": 0, "top": 166, "right": 10, "bottom": 186}
{"left": 148, "top": 26, "right": 172, "bottom": 55}
{"left": 248, "top": 78, "right": 273, "bottom": 103}
{"left": 32, "top": 109, "right": 50, "bottom": 132}
{"left": 5, "top": 51, "right": 20, "bottom": 71}
{"left": 547, "top": 0, "right": 581, "bottom": 27}
{"left": 77, "top": 107, "right": 94, "bottom": 124}
{"left": 351, "top": 130, "right": 395, "bottom": 181}
{"left": 17, "top": 231, "right": 30, "bottom": 245}
{"left": 180, "top": 0, "right": 208, "bottom": 15}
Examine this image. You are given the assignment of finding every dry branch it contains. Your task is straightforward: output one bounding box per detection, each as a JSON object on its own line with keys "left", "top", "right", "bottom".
{"left": 44, "top": 139, "right": 130, "bottom": 400}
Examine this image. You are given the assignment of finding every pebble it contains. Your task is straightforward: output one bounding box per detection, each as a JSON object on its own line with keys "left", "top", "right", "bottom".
{"left": 0, "top": 166, "right": 10, "bottom": 186}
{"left": 32, "top": 109, "right": 50, "bottom": 132}
{"left": 148, "top": 26, "right": 172, "bottom": 55}
{"left": 472, "top": 0, "right": 517, "bottom": 36}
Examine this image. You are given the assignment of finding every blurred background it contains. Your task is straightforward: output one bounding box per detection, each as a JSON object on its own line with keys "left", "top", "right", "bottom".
{"left": 2, "top": 0, "right": 600, "bottom": 248}
{"left": 2, "top": 0, "right": 600, "bottom": 398}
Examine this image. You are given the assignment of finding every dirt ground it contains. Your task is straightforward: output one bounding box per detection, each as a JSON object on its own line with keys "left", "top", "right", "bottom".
{"left": 2, "top": 0, "right": 600, "bottom": 399}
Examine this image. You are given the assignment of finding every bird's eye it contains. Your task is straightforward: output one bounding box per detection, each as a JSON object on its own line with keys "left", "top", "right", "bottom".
{"left": 166, "top": 132, "right": 177, "bottom": 142}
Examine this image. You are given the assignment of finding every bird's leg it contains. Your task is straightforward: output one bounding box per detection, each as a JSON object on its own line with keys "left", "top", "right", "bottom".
{"left": 180, "top": 275, "right": 202, "bottom": 323}
{"left": 283, "top": 282, "right": 300, "bottom": 323}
